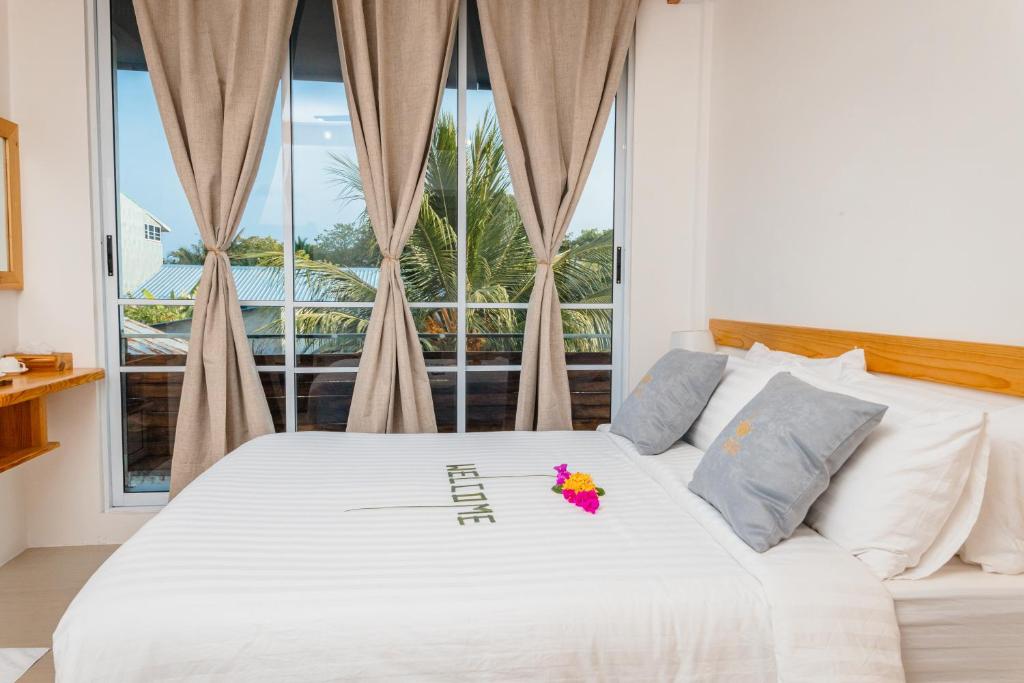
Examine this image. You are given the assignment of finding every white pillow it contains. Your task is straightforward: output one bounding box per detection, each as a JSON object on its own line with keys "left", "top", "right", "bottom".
{"left": 684, "top": 356, "right": 778, "bottom": 452}
{"left": 800, "top": 370, "right": 988, "bottom": 580}
{"left": 842, "top": 374, "right": 1024, "bottom": 575}
{"left": 961, "top": 405, "right": 1024, "bottom": 573}
{"left": 745, "top": 341, "right": 866, "bottom": 381}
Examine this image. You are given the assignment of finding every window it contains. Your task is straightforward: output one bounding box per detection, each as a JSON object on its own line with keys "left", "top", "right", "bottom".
{"left": 102, "top": 0, "right": 629, "bottom": 505}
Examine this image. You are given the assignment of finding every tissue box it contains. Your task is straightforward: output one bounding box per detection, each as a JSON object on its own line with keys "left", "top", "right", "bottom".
{"left": 10, "top": 352, "right": 74, "bottom": 372}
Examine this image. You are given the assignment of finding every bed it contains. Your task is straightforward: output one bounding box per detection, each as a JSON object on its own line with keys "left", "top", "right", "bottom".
{"left": 53, "top": 319, "right": 1024, "bottom": 681}
{"left": 54, "top": 431, "right": 904, "bottom": 681}
{"left": 887, "top": 559, "right": 1024, "bottom": 682}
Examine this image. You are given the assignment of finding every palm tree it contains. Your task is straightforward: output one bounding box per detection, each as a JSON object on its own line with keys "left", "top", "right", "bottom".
{"left": 167, "top": 235, "right": 287, "bottom": 267}
{"left": 289, "top": 109, "right": 613, "bottom": 357}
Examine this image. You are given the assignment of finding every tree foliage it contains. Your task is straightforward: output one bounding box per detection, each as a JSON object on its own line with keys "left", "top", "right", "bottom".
{"left": 302, "top": 222, "right": 379, "bottom": 267}
{"left": 124, "top": 291, "right": 190, "bottom": 326}
{"left": 166, "top": 235, "right": 285, "bottom": 266}
{"left": 290, "top": 110, "right": 613, "bottom": 355}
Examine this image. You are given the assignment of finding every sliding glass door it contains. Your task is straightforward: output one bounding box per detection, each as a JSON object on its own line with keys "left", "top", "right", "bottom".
{"left": 100, "top": 0, "right": 629, "bottom": 505}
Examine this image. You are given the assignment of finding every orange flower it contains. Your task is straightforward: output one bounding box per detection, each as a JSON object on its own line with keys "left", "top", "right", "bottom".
{"left": 562, "top": 472, "right": 597, "bottom": 493}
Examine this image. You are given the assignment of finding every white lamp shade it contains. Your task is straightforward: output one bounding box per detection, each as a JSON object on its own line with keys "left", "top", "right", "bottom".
{"left": 670, "top": 329, "right": 716, "bottom": 353}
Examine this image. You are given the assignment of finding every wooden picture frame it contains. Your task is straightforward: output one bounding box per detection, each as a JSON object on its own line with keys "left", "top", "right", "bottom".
{"left": 0, "top": 116, "right": 23, "bottom": 290}
{"left": 710, "top": 318, "right": 1024, "bottom": 398}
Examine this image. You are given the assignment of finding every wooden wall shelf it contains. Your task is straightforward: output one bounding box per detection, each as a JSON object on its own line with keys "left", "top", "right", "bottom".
{"left": 0, "top": 368, "right": 105, "bottom": 474}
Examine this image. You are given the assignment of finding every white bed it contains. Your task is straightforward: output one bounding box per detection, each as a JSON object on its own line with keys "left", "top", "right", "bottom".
{"left": 887, "top": 558, "right": 1024, "bottom": 682}
{"left": 54, "top": 431, "right": 903, "bottom": 682}
{"left": 638, "top": 431, "right": 1024, "bottom": 683}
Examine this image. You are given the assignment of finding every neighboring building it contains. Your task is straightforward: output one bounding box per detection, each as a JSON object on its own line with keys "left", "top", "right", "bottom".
{"left": 122, "top": 318, "right": 190, "bottom": 357}
{"left": 119, "top": 194, "right": 172, "bottom": 294}
{"left": 118, "top": 194, "right": 381, "bottom": 302}
{"left": 118, "top": 199, "right": 382, "bottom": 362}
{"left": 127, "top": 264, "right": 381, "bottom": 360}
{"left": 134, "top": 263, "right": 380, "bottom": 301}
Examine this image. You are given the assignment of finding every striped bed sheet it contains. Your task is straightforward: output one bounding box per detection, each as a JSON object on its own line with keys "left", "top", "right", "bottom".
{"left": 53, "top": 431, "right": 903, "bottom": 682}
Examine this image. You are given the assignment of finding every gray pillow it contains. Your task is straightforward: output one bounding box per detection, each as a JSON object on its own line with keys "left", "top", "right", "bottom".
{"left": 688, "top": 372, "right": 887, "bottom": 552}
{"left": 611, "top": 349, "right": 728, "bottom": 455}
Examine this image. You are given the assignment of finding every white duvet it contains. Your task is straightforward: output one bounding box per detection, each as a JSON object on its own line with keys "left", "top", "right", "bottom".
{"left": 54, "top": 431, "right": 903, "bottom": 682}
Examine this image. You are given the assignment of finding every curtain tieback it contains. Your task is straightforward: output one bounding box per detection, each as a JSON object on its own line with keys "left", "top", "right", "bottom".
{"left": 206, "top": 247, "right": 228, "bottom": 257}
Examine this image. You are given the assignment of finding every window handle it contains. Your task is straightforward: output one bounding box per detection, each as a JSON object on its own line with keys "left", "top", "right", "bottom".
{"left": 615, "top": 246, "right": 622, "bottom": 284}
{"left": 106, "top": 235, "right": 114, "bottom": 277}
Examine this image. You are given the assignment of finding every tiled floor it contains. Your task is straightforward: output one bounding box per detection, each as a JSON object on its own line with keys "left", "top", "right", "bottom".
{"left": 0, "top": 546, "right": 117, "bottom": 682}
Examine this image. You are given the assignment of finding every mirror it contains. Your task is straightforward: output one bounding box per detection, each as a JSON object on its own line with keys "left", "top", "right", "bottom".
{"left": 0, "top": 117, "right": 22, "bottom": 290}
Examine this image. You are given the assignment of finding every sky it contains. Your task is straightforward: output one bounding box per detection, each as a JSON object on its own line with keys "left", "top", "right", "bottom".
{"left": 115, "top": 70, "right": 616, "bottom": 258}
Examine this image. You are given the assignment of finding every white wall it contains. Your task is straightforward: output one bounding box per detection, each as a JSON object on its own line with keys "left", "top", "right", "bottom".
{"left": 627, "top": 0, "right": 712, "bottom": 388}
{"left": 0, "top": 469, "right": 23, "bottom": 566}
{"left": 4, "top": 0, "right": 152, "bottom": 552}
{"left": 0, "top": 0, "right": 17, "bottom": 355}
{"left": 0, "top": 0, "right": 29, "bottom": 568}
{"left": 707, "top": 0, "right": 1024, "bottom": 345}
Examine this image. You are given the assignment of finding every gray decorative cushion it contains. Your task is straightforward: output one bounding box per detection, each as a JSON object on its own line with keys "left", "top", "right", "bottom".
{"left": 688, "top": 372, "right": 887, "bottom": 552}
{"left": 611, "top": 349, "right": 728, "bottom": 455}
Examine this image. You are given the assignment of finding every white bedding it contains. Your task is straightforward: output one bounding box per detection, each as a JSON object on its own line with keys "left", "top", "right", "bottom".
{"left": 54, "top": 431, "right": 903, "bottom": 682}
{"left": 886, "top": 558, "right": 1024, "bottom": 682}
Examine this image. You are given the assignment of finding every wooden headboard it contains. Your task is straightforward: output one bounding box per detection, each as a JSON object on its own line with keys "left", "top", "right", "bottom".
{"left": 709, "top": 319, "right": 1024, "bottom": 398}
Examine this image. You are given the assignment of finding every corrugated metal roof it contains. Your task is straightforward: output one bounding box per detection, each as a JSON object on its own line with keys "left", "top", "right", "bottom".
{"left": 132, "top": 264, "right": 380, "bottom": 301}
{"left": 122, "top": 318, "right": 189, "bottom": 356}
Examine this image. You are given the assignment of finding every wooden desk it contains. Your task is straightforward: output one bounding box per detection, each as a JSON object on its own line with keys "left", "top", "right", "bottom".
{"left": 0, "top": 368, "right": 105, "bottom": 473}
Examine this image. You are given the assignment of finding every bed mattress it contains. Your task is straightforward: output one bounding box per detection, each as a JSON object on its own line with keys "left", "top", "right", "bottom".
{"left": 887, "top": 558, "right": 1024, "bottom": 682}
{"left": 53, "top": 431, "right": 902, "bottom": 682}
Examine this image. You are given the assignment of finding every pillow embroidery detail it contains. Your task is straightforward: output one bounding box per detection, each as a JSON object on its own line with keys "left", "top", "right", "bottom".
{"left": 633, "top": 373, "right": 653, "bottom": 397}
{"left": 723, "top": 418, "right": 754, "bottom": 456}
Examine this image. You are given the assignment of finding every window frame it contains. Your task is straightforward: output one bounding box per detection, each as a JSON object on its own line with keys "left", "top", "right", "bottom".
{"left": 93, "top": 0, "right": 633, "bottom": 508}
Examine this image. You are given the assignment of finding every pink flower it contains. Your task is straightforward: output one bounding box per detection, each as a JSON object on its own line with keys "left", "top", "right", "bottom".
{"left": 562, "top": 487, "right": 599, "bottom": 514}
{"left": 574, "top": 489, "right": 600, "bottom": 514}
{"left": 553, "top": 464, "right": 603, "bottom": 514}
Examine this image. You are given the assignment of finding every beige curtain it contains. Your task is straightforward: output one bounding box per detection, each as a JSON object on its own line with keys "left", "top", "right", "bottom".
{"left": 477, "top": 0, "right": 639, "bottom": 431}
{"left": 333, "top": 0, "right": 458, "bottom": 433}
{"left": 134, "top": 0, "right": 297, "bottom": 496}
